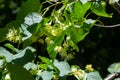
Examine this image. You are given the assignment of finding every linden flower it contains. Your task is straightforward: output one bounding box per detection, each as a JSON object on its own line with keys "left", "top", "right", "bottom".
{"left": 54, "top": 46, "right": 63, "bottom": 53}
{"left": 71, "top": 66, "right": 87, "bottom": 80}
{"left": 85, "top": 64, "right": 94, "bottom": 72}
{"left": 6, "top": 28, "right": 22, "bottom": 43}
{"left": 38, "top": 39, "right": 44, "bottom": 44}
{"left": 45, "top": 37, "right": 54, "bottom": 44}
{"left": 66, "top": 53, "right": 74, "bottom": 60}
{"left": 36, "top": 70, "right": 42, "bottom": 76}
{"left": 51, "top": 29, "right": 58, "bottom": 36}
{"left": 45, "top": 23, "right": 52, "bottom": 33}
{"left": 74, "top": 69, "right": 86, "bottom": 79}
{"left": 6, "top": 28, "right": 17, "bottom": 42}
{"left": 71, "top": 65, "right": 78, "bottom": 72}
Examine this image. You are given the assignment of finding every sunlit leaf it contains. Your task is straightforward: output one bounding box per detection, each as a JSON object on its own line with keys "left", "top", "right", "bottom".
{"left": 24, "top": 12, "right": 42, "bottom": 26}
{"left": 0, "top": 60, "right": 5, "bottom": 68}
{"left": 87, "top": 71, "right": 102, "bottom": 80}
{"left": 54, "top": 60, "right": 71, "bottom": 76}
{"left": 39, "top": 71, "right": 53, "bottom": 80}
{"left": 0, "top": 47, "right": 13, "bottom": 62}
{"left": 24, "top": 62, "right": 38, "bottom": 70}
{"left": 108, "top": 62, "right": 120, "bottom": 73}
{"left": 80, "top": 0, "right": 88, "bottom": 4}
{"left": 20, "top": 24, "right": 32, "bottom": 41}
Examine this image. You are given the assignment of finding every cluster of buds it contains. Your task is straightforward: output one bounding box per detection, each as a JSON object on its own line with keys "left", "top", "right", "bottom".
{"left": 6, "top": 28, "right": 22, "bottom": 43}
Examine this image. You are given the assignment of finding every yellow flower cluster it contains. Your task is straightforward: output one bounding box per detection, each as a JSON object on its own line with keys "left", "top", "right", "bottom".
{"left": 6, "top": 28, "right": 22, "bottom": 43}
{"left": 45, "top": 37, "right": 54, "bottom": 44}
{"left": 45, "top": 23, "right": 63, "bottom": 36}
{"left": 71, "top": 65, "right": 87, "bottom": 80}
{"left": 54, "top": 46, "right": 63, "bottom": 53}
{"left": 85, "top": 64, "right": 94, "bottom": 72}
{"left": 54, "top": 36, "right": 75, "bottom": 60}
{"left": 54, "top": 44, "right": 74, "bottom": 60}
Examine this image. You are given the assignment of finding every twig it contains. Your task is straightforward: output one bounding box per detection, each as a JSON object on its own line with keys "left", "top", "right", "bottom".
{"left": 110, "top": 2, "right": 120, "bottom": 14}
{"left": 104, "top": 73, "right": 120, "bottom": 80}
{"left": 94, "top": 24, "right": 120, "bottom": 28}
{"left": 42, "top": 2, "right": 62, "bottom": 16}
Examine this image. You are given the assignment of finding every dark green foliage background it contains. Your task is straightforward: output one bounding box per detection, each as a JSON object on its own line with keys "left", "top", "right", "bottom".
{"left": 69, "top": 4, "right": 120, "bottom": 77}
{"left": 0, "top": 0, "right": 120, "bottom": 78}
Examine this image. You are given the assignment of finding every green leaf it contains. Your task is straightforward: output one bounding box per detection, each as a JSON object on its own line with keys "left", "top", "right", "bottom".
{"left": 39, "top": 71, "right": 53, "bottom": 80}
{"left": 39, "top": 56, "right": 53, "bottom": 65}
{"left": 7, "top": 62, "right": 34, "bottom": 80}
{"left": 12, "top": 46, "right": 35, "bottom": 66}
{"left": 24, "top": 12, "right": 42, "bottom": 26}
{"left": 67, "top": 26, "right": 88, "bottom": 44}
{"left": 23, "top": 37, "right": 34, "bottom": 48}
{"left": 0, "top": 47, "right": 13, "bottom": 62}
{"left": 54, "top": 60, "right": 71, "bottom": 76}
{"left": 22, "top": 23, "right": 43, "bottom": 48}
{"left": 0, "top": 28, "right": 7, "bottom": 42}
{"left": 16, "top": 0, "right": 41, "bottom": 23}
{"left": 4, "top": 43, "right": 19, "bottom": 53}
{"left": 66, "top": 39, "right": 79, "bottom": 52}
{"left": 47, "top": 32, "right": 65, "bottom": 61}
{"left": 91, "top": 3, "right": 112, "bottom": 17}
{"left": 67, "top": 19, "right": 95, "bottom": 44}
{"left": 108, "top": 62, "right": 120, "bottom": 73}
{"left": 39, "top": 64, "right": 48, "bottom": 70}
{"left": 39, "top": 56, "right": 59, "bottom": 74}
{"left": 72, "top": 1, "right": 91, "bottom": 20}
{"left": 87, "top": 71, "right": 102, "bottom": 80}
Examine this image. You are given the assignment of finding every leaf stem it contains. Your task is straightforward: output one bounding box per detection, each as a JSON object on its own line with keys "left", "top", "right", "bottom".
{"left": 42, "top": 2, "right": 62, "bottom": 17}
